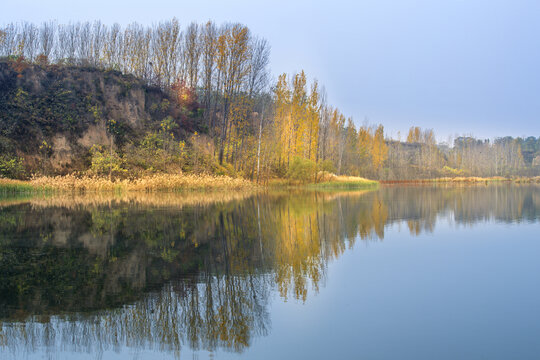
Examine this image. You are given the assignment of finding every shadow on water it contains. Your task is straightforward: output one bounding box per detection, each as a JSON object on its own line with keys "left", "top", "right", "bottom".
{"left": 0, "top": 184, "right": 539, "bottom": 356}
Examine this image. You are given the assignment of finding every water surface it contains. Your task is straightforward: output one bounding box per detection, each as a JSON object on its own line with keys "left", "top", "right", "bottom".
{"left": 1, "top": 185, "right": 539, "bottom": 359}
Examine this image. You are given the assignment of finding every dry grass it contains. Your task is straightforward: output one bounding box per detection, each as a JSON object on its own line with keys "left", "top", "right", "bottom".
{"left": 382, "top": 176, "right": 540, "bottom": 187}
{"left": 431, "top": 176, "right": 508, "bottom": 183}
{"left": 310, "top": 173, "right": 378, "bottom": 189}
{"left": 382, "top": 177, "right": 510, "bottom": 184}
{"left": 332, "top": 175, "right": 377, "bottom": 183}
{"left": 316, "top": 171, "right": 377, "bottom": 184}
{"left": 267, "top": 172, "right": 378, "bottom": 190}
{"left": 1, "top": 173, "right": 257, "bottom": 193}
{"left": 514, "top": 176, "right": 540, "bottom": 183}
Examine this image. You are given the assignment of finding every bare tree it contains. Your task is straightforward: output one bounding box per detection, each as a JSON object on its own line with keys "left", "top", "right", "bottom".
{"left": 183, "top": 22, "right": 201, "bottom": 88}
{"left": 77, "top": 22, "right": 93, "bottom": 64}
{"left": 0, "top": 23, "right": 18, "bottom": 56}
{"left": 201, "top": 21, "right": 217, "bottom": 128}
{"left": 91, "top": 21, "right": 105, "bottom": 66}
{"left": 247, "top": 37, "right": 270, "bottom": 97}
{"left": 38, "top": 21, "right": 55, "bottom": 58}
{"left": 151, "top": 18, "right": 182, "bottom": 87}
{"left": 20, "top": 22, "right": 38, "bottom": 61}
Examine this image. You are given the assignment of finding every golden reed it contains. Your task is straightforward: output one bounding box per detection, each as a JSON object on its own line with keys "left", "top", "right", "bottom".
{"left": 1, "top": 173, "right": 257, "bottom": 193}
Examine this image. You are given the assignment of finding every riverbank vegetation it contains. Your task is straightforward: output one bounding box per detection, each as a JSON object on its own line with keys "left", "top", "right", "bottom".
{"left": 306, "top": 174, "right": 378, "bottom": 190}
{"left": 0, "top": 178, "right": 37, "bottom": 193}
{"left": 382, "top": 176, "right": 540, "bottom": 185}
{"left": 1, "top": 20, "right": 539, "bottom": 186}
{"left": 0, "top": 173, "right": 256, "bottom": 193}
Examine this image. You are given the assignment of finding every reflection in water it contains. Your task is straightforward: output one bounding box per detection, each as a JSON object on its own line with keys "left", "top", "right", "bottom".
{"left": 0, "top": 185, "right": 539, "bottom": 357}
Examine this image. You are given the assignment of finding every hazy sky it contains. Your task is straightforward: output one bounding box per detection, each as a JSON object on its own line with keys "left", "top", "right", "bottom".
{"left": 3, "top": 0, "right": 540, "bottom": 141}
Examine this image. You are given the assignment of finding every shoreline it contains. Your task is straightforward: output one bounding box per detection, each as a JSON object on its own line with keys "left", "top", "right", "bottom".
{"left": 3, "top": 175, "right": 539, "bottom": 195}
{"left": 381, "top": 176, "right": 540, "bottom": 185}
{"left": 0, "top": 174, "right": 380, "bottom": 194}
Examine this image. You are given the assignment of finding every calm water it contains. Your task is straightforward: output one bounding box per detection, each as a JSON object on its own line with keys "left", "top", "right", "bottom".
{"left": 1, "top": 185, "right": 539, "bottom": 359}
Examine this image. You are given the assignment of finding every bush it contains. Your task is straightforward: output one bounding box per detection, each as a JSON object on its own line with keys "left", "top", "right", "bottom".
{"left": 214, "top": 162, "right": 236, "bottom": 177}
{"left": 122, "top": 130, "right": 187, "bottom": 175}
{"left": 442, "top": 166, "right": 466, "bottom": 177}
{"left": 89, "top": 145, "right": 127, "bottom": 178}
{"left": 188, "top": 132, "right": 216, "bottom": 174}
{"left": 0, "top": 155, "right": 26, "bottom": 179}
{"left": 318, "top": 159, "right": 336, "bottom": 174}
{"left": 286, "top": 157, "right": 317, "bottom": 183}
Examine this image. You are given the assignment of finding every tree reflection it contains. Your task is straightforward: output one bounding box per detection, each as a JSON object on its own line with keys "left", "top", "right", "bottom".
{"left": 0, "top": 184, "right": 539, "bottom": 356}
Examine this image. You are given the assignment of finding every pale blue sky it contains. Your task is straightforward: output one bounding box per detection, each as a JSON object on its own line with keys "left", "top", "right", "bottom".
{"left": 3, "top": 0, "right": 540, "bottom": 141}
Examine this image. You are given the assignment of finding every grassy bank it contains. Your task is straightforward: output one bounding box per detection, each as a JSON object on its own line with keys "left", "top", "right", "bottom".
{"left": 307, "top": 176, "right": 379, "bottom": 190}
{"left": 268, "top": 175, "right": 379, "bottom": 190}
{"left": 2, "top": 173, "right": 380, "bottom": 194}
{"left": 5, "top": 174, "right": 538, "bottom": 194}
{"left": 0, "top": 178, "right": 49, "bottom": 194}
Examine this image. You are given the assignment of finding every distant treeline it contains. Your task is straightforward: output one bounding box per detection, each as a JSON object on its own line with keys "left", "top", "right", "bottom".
{"left": 0, "top": 20, "right": 538, "bottom": 180}
{"left": 387, "top": 128, "right": 540, "bottom": 179}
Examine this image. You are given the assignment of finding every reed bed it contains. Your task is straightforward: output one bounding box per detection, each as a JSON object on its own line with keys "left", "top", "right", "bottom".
{"left": 382, "top": 177, "right": 510, "bottom": 185}
{"left": 431, "top": 176, "right": 508, "bottom": 183}
{"left": 513, "top": 176, "right": 540, "bottom": 183}
{"left": 24, "top": 173, "right": 257, "bottom": 192}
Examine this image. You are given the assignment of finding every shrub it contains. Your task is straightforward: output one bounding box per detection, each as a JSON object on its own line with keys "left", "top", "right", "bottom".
{"left": 123, "top": 130, "right": 187, "bottom": 175}
{"left": 0, "top": 155, "right": 26, "bottom": 179}
{"left": 286, "top": 157, "right": 317, "bottom": 183}
{"left": 442, "top": 166, "right": 466, "bottom": 176}
{"left": 318, "top": 159, "right": 336, "bottom": 174}
{"left": 188, "top": 132, "right": 216, "bottom": 174}
{"left": 214, "top": 162, "right": 236, "bottom": 177}
{"left": 89, "top": 145, "right": 127, "bottom": 178}
{"left": 140, "top": 132, "right": 164, "bottom": 150}
{"left": 36, "top": 54, "right": 49, "bottom": 66}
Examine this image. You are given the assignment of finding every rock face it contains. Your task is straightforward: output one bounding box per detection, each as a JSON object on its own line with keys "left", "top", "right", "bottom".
{"left": 0, "top": 59, "right": 181, "bottom": 174}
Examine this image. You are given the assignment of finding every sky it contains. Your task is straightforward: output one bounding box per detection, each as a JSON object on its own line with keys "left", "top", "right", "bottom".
{"left": 2, "top": 0, "right": 540, "bottom": 141}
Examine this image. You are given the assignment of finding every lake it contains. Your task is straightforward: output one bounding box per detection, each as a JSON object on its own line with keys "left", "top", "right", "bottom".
{"left": 1, "top": 184, "right": 539, "bottom": 359}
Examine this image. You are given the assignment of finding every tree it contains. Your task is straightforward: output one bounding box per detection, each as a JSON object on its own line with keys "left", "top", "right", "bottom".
{"left": 371, "top": 125, "right": 388, "bottom": 172}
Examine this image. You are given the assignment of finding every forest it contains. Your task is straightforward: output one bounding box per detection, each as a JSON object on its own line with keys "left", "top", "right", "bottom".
{"left": 1, "top": 19, "right": 539, "bottom": 181}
